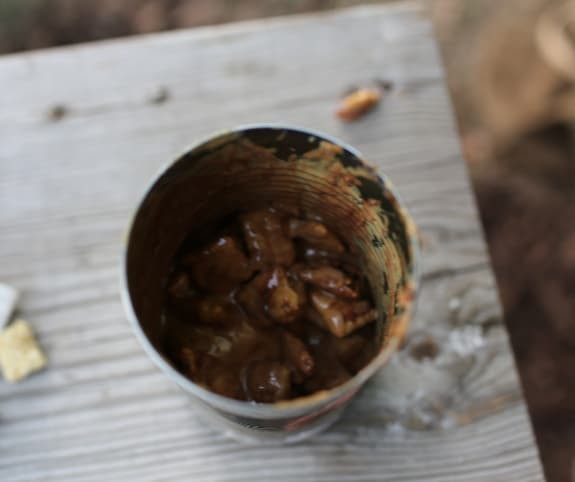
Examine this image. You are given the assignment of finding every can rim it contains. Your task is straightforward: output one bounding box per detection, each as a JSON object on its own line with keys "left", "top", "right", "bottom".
{"left": 120, "top": 123, "right": 421, "bottom": 419}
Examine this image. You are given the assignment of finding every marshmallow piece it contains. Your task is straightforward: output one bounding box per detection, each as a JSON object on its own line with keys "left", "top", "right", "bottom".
{"left": 0, "top": 319, "right": 47, "bottom": 382}
{"left": 0, "top": 283, "right": 19, "bottom": 330}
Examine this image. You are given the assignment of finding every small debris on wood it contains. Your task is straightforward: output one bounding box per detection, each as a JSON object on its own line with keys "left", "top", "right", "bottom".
{"left": 409, "top": 333, "right": 440, "bottom": 361}
{"left": 374, "top": 78, "right": 394, "bottom": 91}
{"left": 47, "top": 104, "right": 68, "bottom": 122}
{"left": 448, "top": 297, "right": 461, "bottom": 312}
{"left": 149, "top": 86, "right": 170, "bottom": 105}
{"left": 342, "top": 84, "right": 359, "bottom": 97}
{"left": 451, "top": 391, "right": 521, "bottom": 426}
{"left": 0, "top": 319, "right": 47, "bottom": 383}
{"left": 0, "top": 283, "right": 19, "bottom": 331}
{"left": 418, "top": 231, "right": 432, "bottom": 251}
{"left": 336, "top": 87, "right": 381, "bottom": 121}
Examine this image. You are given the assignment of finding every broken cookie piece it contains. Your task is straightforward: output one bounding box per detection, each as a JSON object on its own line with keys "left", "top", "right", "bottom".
{"left": 336, "top": 88, "right": 381, "bottom": 121}
{"left": 0, "top": 319, "right": 47, "bottom": 383}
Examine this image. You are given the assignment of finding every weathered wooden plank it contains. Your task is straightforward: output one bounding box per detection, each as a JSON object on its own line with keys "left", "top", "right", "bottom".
{"left": 0, "top": 3, "right": 543, "bottom": 481}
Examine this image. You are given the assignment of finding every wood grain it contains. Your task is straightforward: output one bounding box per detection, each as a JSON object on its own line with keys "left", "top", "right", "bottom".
{"left": 0, "top": 3, "right": 544, "bottom": 481}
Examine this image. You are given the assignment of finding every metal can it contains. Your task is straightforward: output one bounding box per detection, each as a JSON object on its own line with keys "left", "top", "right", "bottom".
{"left": 121, "top": 124, "right": 419, "bottom": 443}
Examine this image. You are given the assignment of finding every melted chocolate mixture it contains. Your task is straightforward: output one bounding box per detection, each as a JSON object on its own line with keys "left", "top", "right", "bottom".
{"left": 162, "top": 208, "right": 378, "bottom": 402}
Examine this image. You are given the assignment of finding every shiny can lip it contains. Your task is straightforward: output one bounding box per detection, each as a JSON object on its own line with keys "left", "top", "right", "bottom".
{"left": 121, "top": 124, "right": 420, "bottom": 442}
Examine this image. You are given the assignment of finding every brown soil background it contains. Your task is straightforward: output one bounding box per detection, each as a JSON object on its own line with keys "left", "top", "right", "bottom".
{"left": 1, "top": 1, "right": 574, "bottom": 480}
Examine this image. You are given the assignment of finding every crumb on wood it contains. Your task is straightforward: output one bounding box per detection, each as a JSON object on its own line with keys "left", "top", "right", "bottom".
{"left": 418, "top": 231, "right": 432, "bottom": 251}
{"left": 47, "top": 104, "right": 68, "bottom": 122}
{"left": 448, "top": 297, "right": 461, "bottom": 312}
{"left": 374, "top": 78, "right": 394, "bottom": 91}
{"left": 0, "top": 319, "right": 47, "bottom": 382}
{"left": 410, "top": 335, "right": 440, "bottom": 361}
{"left": 150, "top": 86, "right": 170, "bottom": 104}
{"left": 453, "top": 391, "right": 521, "bottom": 426}
{"left": 342, "top": 84, "right": 359, "bottom": 97}
{"left": 0, "top": 283, "right": 19, "bottom": 331}
{"left": 336, "top": 88, "right": 381, "bottom": 121}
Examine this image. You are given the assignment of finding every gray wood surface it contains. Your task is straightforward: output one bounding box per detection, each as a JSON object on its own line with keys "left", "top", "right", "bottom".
{"left": 0, "top": 3, "right": 544, "bottom": 481}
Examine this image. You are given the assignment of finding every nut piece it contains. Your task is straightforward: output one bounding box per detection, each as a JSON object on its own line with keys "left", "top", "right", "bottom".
{"left": 167, "top": 272, "right": 192, "bottom": 299}
{"left": 266, "top": 268, "right": 302, "bottom": 324}
{"left": 336, "top": 88, "right": 381, "bottom": 121}
{"left": 243, "top": 360, "right": 292, "bottom": 403}
{"left": 183, "top": 236, "right": 253, "bottom": 293}
{"left": 287, "top": 219, "right": 345, "bottom": 254}
{"left": 296, "top": 265, "right": 358, "bottom": 299}
{"left": 0, "top": 319, "right": 47, "bottom": 382}
{"left": 240, "top": 209, "right": 295, "bottom": 268}
{"left": 282, "top": 331, "right": 314, "bottom": 378}
{"left": 309, "top": 290, "right": 377, "bottom": 337}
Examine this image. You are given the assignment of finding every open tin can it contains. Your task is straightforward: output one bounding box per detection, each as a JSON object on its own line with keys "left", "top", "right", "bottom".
{"left": 121, "top": 125, "right": 419, "bottom": 443}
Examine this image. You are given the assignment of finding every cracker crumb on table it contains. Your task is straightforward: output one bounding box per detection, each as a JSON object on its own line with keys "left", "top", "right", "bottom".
{"left": 0, "top": 319, "right": 47, "bottom": 383}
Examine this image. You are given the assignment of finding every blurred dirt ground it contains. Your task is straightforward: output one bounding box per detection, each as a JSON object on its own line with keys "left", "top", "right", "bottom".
{"left": 0, "top": 0, "right": 388, "bottom": 54}
{"left": 1, "top": 1, "right": 574, "bottom": 481}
